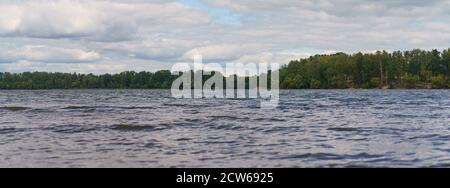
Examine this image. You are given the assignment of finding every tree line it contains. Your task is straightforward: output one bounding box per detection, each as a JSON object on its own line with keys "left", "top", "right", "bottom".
{"left": 0, "top": 48, "right": 449, "bottom": 89}
{"left": 0, "top": 70, "right": 177, "bottom": 89}
{"left": 280, "top": 48, "right": 450, "bottom": 89}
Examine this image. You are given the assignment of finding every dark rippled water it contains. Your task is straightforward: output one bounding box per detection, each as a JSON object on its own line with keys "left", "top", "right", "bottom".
{"left": 0, "top": 90, "right": 449, "bottom": 168}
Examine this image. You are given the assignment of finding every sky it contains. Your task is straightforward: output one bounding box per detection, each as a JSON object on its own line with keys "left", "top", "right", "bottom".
{"left": 0, "top": 0, "right": 449, "bottom": 73}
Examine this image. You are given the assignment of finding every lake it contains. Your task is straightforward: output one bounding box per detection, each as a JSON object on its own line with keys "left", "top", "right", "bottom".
{"left": 0, "top": 90, "right": 449, "bottom": 167}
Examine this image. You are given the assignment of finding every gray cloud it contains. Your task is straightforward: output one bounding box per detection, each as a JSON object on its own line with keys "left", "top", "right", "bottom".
{"left": 0, "top": 0, "right": 449, "bottom": 73}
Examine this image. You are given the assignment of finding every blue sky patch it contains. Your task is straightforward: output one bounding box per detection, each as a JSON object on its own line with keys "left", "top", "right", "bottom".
{"left": 178, "top": 0, "right": 242, "bottom": 26}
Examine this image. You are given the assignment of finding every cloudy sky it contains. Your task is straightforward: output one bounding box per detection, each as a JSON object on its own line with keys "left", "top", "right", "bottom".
{"left": 0, "top": 0, "right": 449, "bottom": 73}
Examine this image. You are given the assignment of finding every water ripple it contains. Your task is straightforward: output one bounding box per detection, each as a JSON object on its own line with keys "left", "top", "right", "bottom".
{"left": 0, "top": 90, "right": 449, "bottom": 167}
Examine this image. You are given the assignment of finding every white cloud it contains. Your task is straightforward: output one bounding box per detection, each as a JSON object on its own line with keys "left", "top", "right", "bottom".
{"left": 0, "top": 0, "right": 210, "bottom": 41}
{"left": 0, "top": 5, "right": 22, "bottom": 34}
{"left": 181, "top": 44, "right": 263, "bottom": 62}
{"left": 99, "top": 37, "right": 197, "bottom": 61}
{"left": 0, "top": 61, "right": 126, "bottom": 74}
{"left": 0, "top": 45, "right": 101, "bottom": 63}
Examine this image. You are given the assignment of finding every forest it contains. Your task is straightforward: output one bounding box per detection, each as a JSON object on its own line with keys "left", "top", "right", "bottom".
{"left": 1, "top": 48, "right": 449, "bottom": 89}
{"left": 280, "top": 48, "right": 450, "bottom": 89}
{"left": 0, "top": 70, "right": 177, "bottom": 89}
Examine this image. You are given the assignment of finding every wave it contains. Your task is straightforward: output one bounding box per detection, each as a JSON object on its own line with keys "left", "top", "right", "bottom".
{"left": 62, "top": 106, "right": 156, "bottom": 110}
{"left": 0, "top": 106, "right": 30, "bottom": 112}
{"left": 110, "top": 124, "right": 169, "bottom": 132}
{"left": 62, "top": 106, "right": 93, "bottom": 110}
{"left": 0, "top": 128, "right": 26, "bottom": 134}
{"left": 254, "top": 117, "right": 286, "bottom": 122}
{"left": 209, "top": 115, "right": 250, "bottom": 121}
{"left": 272, "top": 152, "right": 383, "bottom": 161}
{"left": 327, "top": 127, "right": 362, "bottom": 132}
{"left": 44, "top": 125, "right": 100, "bottom": 134}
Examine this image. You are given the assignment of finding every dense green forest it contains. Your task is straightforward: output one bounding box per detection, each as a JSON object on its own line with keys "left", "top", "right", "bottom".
{"left": 0, "top": 70, "right": 178, "bottom": 89}
{"left": 280, "top": 48, "right": 450, "bottom": 89}
{"left": 1, "top": 48, "right": 450, "bottom": 89}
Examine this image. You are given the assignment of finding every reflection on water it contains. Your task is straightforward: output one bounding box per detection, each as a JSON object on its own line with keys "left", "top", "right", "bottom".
{"left": 0, "top": 90, "right": 449, "bottom": 167}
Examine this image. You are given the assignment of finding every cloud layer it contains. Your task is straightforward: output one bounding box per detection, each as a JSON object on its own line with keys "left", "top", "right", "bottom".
{"left": 0, "top": 0, "right": 449, "bottom": 73}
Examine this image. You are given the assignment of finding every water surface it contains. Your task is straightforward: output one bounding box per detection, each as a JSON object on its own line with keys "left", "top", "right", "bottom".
{"left": 0, "top": 90, "right": 449, "bottom": 167}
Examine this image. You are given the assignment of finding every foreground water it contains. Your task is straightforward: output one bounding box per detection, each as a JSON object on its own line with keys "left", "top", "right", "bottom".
{"left": 0, "top": 90, "right": 449, "bottom": 168}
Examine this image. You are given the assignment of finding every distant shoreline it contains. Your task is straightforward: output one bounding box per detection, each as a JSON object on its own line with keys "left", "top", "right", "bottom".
{"left": 0, "top": 88, "right": 448, "bottom": 91}
{"left": 2, "top": 48, "right": 450, "bottom": 90}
